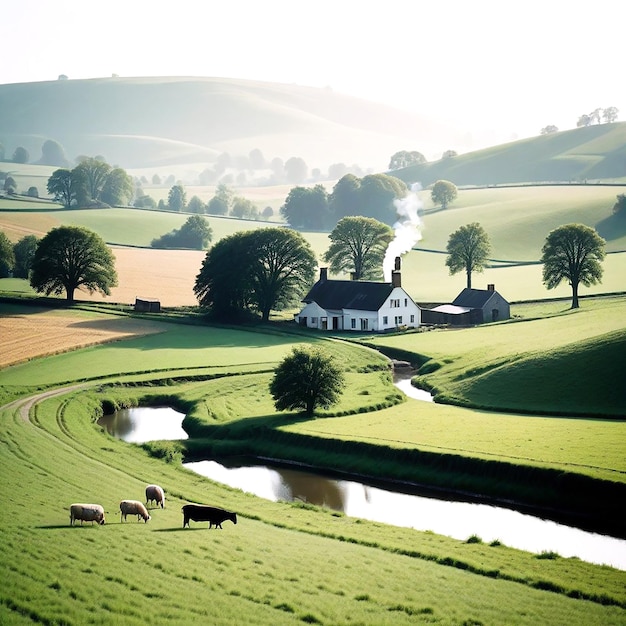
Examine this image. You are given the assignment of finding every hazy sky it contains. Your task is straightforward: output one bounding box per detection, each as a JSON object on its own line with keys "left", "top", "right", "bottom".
{"left": 3, "top": 0, "right": 624, "bottom": 147}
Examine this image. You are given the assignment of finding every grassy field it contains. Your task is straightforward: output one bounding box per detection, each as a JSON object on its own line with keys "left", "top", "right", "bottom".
{"left": 1, "top": 302, "right": 626, "bottom": 624}
{"left": 363, "top": 295, "right": 626, "bottom": 417}
{"left": 1, "top": 181, "right": 625, "bottom": 306}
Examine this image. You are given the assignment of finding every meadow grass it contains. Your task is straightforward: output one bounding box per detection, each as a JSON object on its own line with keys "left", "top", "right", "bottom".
{"left": 363, "top": 295, "right": 626, "bottom": 417}
{"left": 1, "top": 384, "right": 625, "bottom": 625}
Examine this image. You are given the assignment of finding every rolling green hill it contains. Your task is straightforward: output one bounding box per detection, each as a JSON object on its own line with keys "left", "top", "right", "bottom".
{"left": 393, "top": 122, "right": 626, "bottom": 187}
{"left": 0, "top": 76, "right": 461, "bottom": 172}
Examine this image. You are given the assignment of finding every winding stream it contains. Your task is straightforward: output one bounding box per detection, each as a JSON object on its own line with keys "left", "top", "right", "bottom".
{"left": 97, "top": 378, "right": 626, "bottom": 571}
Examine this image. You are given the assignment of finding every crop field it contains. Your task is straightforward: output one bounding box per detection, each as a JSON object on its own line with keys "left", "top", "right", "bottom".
{"left": 1, "top": 305, "right": 626, "bottom": 624}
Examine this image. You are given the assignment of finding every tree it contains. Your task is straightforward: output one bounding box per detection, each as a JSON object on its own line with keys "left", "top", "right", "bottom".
{"left": 134, "top": 194, "right": 156, "bottom": 208}
{"left": 577, "top": 114, "right": 592, "bottom": 128}
{"left": 47, "top": 169, "right": 75, "bottom": 207}
{"left": 442, "top": 149, "right": 458, "bottom": 159}
{"left": 167, "top": 184, "right": 186, "bottom": 211}
{"left": 30, "top": 226, "right": 117, "bottom": 302}
{"left": 194, "top": 228, "right": 316, "bottom": 322}
{"left": 206, "top": 183, "right": 232, "bottom": 216}
{"left": 13, "top": 234, "right": 38, "bottom": 278}
{"left": 262, "top": 206, "right": 274, "bottom": 220}
{"left": 613, "top": 194, "right": 626, "bottom": 216}
{"left": 323, "top": 216, "right": 394, "bottom": 280}
{"left": 100, "top": 168, "right": 134, "bottom": 206}
{"left": 540, "top": 125, "right": 559, "bottom": 135}
{"left": 152, "top": 174, "right": 161, "bottom": 185}
{"left": 4, "top": 176, "right": 17, "bottom": 194}
{"left": 194, "top": 232, "right": 257, "bottom": 320}
{"left": 12, "top": 147, "right": 29, "bottom": 164}
{"left": 388, "top": 150, "right": 426, "bottom": 170}
{"left": 187, "top": 195, "right": 206, "bottom": 214}
{"left": 0, "top": 231, "right": 15, "bottom": 277}
{"left": 358, "top": 173, "right": 408, "bottom": 224}
{"left": 445, "top": 222, "right": 491, "bottom": 289}
{"left": 280, "top": 185, "right": 329, "bottom": 230}
{"left": 269, "top": 346, "right": 345, "bottom": 417}
{"left": 39, "top": 139, "right": 69, "bottom": 167}
{"left": 284, "top": 157, "right": 308, "bottom": 184}
{"left": 328, "top": 173, "right": 361, "bottom": 220}
{"left": 152, "top": 215, "right": 213, "bottom": 250}
{"left": 431, "top": 180, "right": 458, "bottom": 209}
{"left": 27, "top": 186, "right": 39, "bottom": 197}
{"left": 72, "top": 157, "right": 111, "bottom": 203}
{"left": 231, "top": 197, "right": 259, "bottom": 220}
{"left": 602, "top": 107, "right": 619, "bottom": 123}
{"left": 541, "top": 223, "right": 605, "bottom": 309}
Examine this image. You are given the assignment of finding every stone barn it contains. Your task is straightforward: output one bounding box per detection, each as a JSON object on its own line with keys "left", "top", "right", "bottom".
{"left": 422, "top": 284, "right": 509, "bottom": 325}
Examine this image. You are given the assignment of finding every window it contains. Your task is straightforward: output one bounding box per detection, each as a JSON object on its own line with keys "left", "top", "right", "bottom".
{"left": 351, "top": 318, "right": 356, "bottom": 329}
{"left": 394, "top": 316, "right": 403, "bottom": 325}
{"left": 404, "top": 298, "right": 408, "bottom": 307}
{"left": 360, "top": 318, "right": 368, "bottom": 331}
{"left": 382, "top": 316, "right": 388, "bottom": 325}
{"left": 410, "top": 315, "right": 415, "bottom": 323}
{"left": 390, "top": 298, "right": 400, "bottom": 308}
{"left": 311, "top": 317, "right": 317, "bottom": 324}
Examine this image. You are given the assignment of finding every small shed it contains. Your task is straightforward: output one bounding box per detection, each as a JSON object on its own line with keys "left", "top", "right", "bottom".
{"left": 453, "top": 285, "right": 509, "bottom": 323}
{"left": 134, "top": 297, "right": 161, "bottom": 313}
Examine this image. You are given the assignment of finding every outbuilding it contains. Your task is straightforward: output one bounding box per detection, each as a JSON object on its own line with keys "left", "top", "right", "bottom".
{"left": 134, "top": 297, "right": 161, "bottom": 313}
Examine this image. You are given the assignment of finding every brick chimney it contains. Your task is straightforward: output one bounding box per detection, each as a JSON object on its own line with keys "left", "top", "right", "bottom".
{"left": 319, "top": 267, "right": 328, "bottom": 282}
{"left": 487, "top": 283, "right": 495, "bottom": 291}
{"left": 391, "top": 271, "right": 401, "bottom": 288}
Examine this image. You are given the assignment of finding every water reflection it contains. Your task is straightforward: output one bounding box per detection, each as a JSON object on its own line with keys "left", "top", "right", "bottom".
{"left": 184, "top": 460, "right": 626, "bottom": 571}
{"left": 98, "top": 407, "right": 188, "bottom": 443}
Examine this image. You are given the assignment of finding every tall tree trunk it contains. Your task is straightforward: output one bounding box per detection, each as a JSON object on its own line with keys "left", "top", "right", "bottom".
{"left": 466, "top": 271, "right": 472, "bottom": 289}
{"left": 571, "top": 282, "right": 579, "bottom": 309}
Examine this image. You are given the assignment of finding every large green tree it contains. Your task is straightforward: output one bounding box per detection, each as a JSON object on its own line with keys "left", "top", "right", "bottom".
{"left": 280, "top": 185, "right": 329, "bottom": 230}
{"left": 194, "top": 232, "right": 256, "bottom": 320}
{"left": 358, "top": 174, "right": 408, "bottom": 224}
{"left": 72, "top": 157, "right": 111, "bottom": 204}
{"left": 269, "top": 345, "right": 345, "bottom": 417}
{"left": 194, "top": 228, "right": 316, "bottom": 322}
{"left": 100, "top": 167, "right": 134, "bottom": 206}
{"left": 323, "top": 216, "right": 394, "bottom": 280}
{"left": 0, "top": 231, "right": 15, "bottom": 277}
{"left": 152, "top": 215, "right": 213, "bottom": 250}
{"left": 168, "top": 184, "right": 186, "bottom": 211}
{"left": 13, "top": 234, "right": 39, "bottom": 278}
{"left": 30, "top": 226, "right": 117, "bottom": 302}
{"left": 431, "top": 179, "right": 458, "bottom": 209}
{"left": 541, "top": 223, "right": 605, "bottom": 309}
{"left": 445, "top": 222, "right": 491, "bottom": 289}
{"left": 47, "top": 169, "right": 75, "bottom": 207}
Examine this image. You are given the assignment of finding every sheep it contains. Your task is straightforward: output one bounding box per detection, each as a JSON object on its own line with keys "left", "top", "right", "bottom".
{"left": 145, "top": 484, "right": 165, "bottom": 509}
{"left": 70, "top": 503, "right": 105, "bottom": 526}
{"left": 182, "top": 504, "right": 237, "bottom": 529}
{"left": 120, "top": 499, "right": 151, "bottom": 523}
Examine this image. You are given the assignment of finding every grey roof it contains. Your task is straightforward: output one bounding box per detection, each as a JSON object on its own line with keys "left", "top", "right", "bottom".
{"left": 453, "top": 288, "right": 504, "bottom": 308}
{"left": 302, "top": 279, "right": 395, "bottom": 311}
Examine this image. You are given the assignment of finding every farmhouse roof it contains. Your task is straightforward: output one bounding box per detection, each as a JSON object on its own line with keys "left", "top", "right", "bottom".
{"left": 302, "top": 279, "right": 396, "bottom": 311}
{"left": 453, "top": 287, "right": 503, "bottom": 308}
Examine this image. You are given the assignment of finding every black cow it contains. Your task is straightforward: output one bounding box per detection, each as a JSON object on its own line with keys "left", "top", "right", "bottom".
{"left": 182, "top": 504, "right": 238, "bottom": 529}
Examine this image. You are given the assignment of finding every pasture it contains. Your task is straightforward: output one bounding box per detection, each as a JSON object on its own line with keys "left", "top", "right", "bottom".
{"left": 1, "top": 305, "right": 626, "bottom": 624}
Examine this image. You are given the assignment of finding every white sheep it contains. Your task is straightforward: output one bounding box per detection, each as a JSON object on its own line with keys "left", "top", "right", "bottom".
{"left": 120, "top": 499, "right": 151, "bottom": 523}
{"left": 145, "top": 484, "right": 165, "bottom": 509}
{"left": 70, "top": 503, "right": 105, "bottom": 526}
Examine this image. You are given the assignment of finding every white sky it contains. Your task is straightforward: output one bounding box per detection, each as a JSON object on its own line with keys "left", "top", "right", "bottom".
{"left": 3, "top": 0, "right": 624, "bottom": 147}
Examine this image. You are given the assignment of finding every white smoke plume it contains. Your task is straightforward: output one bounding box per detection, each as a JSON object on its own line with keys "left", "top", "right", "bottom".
{"left": 383, "top": 183, "right": 423, "bottom": 281}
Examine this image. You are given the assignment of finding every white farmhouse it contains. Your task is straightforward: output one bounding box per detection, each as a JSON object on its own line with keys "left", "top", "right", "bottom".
{"left": 295, "top": 260, "right": 421, "bottom": 332}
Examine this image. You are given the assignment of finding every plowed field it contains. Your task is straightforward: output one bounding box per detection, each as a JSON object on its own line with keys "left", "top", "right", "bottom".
{"left": 0, "top": 310, "right": 164, "bottom": 368}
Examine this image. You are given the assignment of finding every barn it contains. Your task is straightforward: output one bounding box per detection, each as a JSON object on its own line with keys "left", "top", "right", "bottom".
{"left": 134, "top": 297, "right": 161, "bottom": 313}
{"left": 422, "top": 284, "right": 509, "bottom": 326}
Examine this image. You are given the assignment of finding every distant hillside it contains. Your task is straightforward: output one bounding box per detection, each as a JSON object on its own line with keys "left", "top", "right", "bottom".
{"left": 0, "top": 76, "right": 464, "bottom": 173}
{"left": 392, "top": 123, "right": 626, "bottom": 187}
